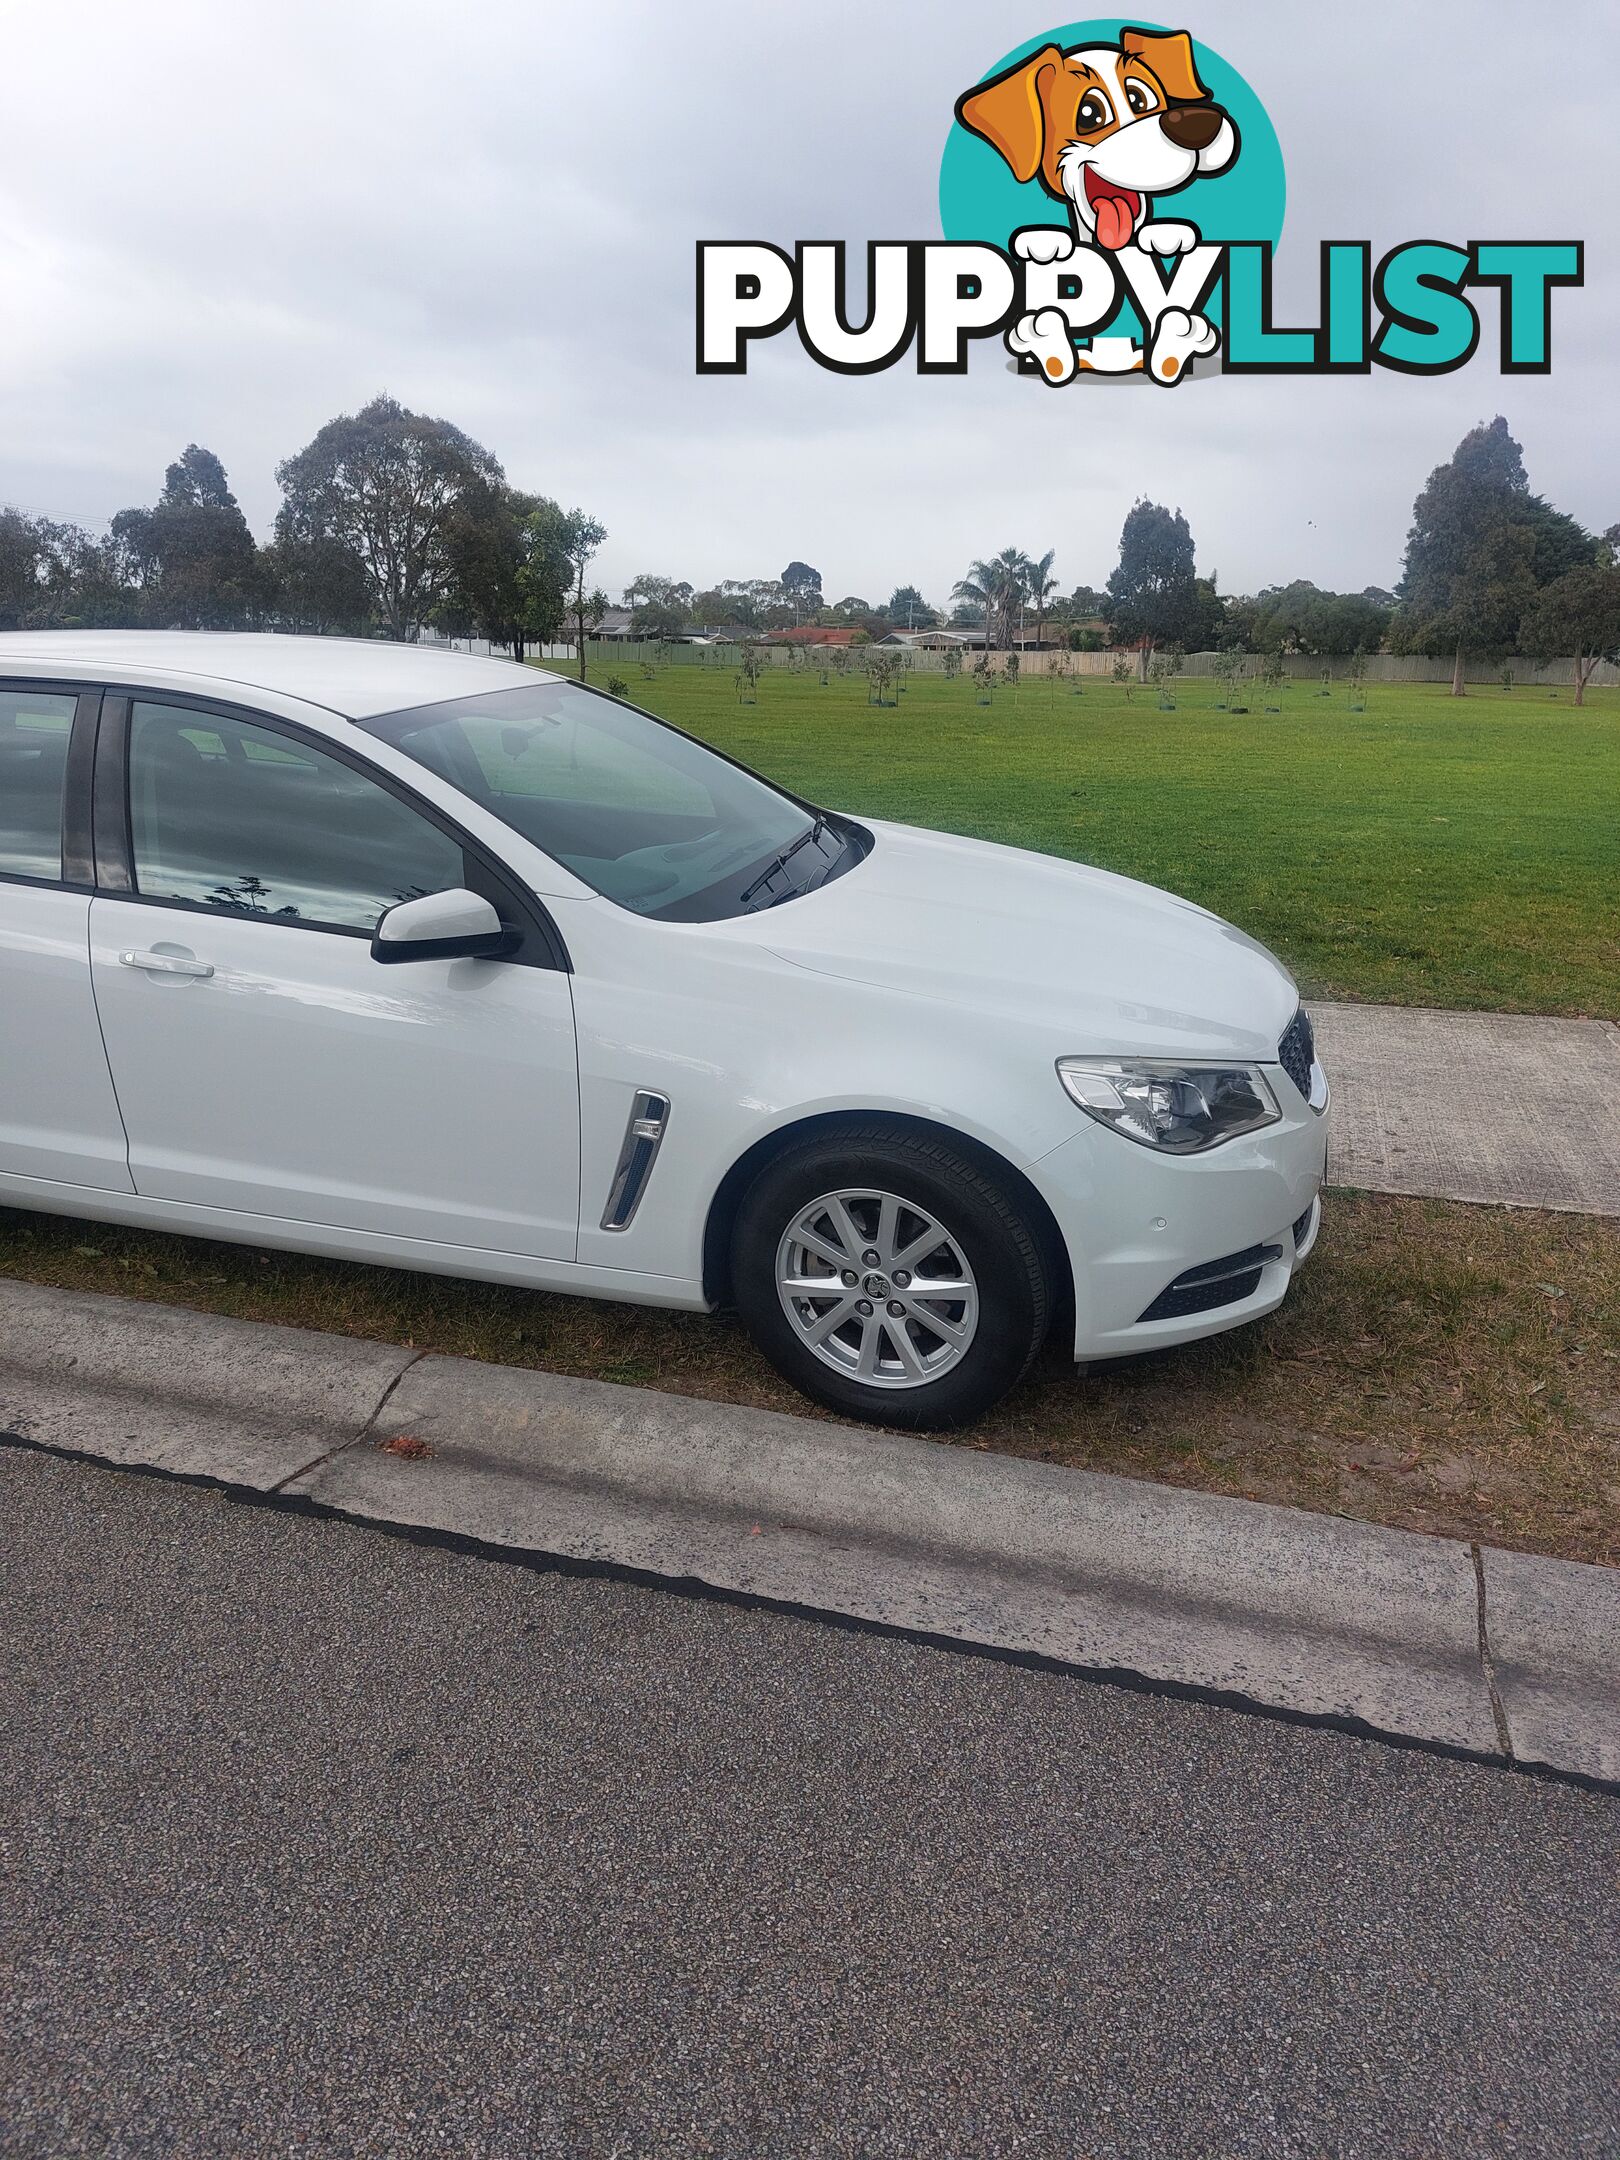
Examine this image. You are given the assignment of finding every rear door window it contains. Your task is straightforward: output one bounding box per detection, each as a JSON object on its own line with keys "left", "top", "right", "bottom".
{"left": 0, "top": 690, "right": 76, "bottom": 882}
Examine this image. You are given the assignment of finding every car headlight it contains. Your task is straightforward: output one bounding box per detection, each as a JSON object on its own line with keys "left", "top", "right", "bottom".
{"left": 1057, "top": 1058, "right": 1281, "bottom": 1154}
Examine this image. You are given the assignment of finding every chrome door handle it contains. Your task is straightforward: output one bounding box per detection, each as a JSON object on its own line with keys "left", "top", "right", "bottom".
{"left": 120, "top": 950, "right": 215, "bottom": 979}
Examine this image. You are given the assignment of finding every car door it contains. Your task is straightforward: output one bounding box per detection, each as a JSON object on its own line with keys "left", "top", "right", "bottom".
{"left": 0, "top": 682, "right": 134, "bottom": 1193}
{"left": 87, "top": 691, "right": 580, "bottom": 1261}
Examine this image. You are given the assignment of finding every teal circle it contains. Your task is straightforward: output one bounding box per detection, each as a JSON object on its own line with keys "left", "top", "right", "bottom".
{"left": 939, "top": 20, "right": 1284, "bottom": 256}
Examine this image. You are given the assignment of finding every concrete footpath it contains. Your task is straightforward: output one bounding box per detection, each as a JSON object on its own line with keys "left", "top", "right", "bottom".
{"left": 2, "top": 1278, "right": 1615, "bottom": 1788}
{"left": 1314, "top": 1003, "right": 1620, "bottom": 1216}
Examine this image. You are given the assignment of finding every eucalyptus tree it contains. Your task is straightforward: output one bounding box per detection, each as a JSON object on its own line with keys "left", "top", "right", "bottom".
{"left": 275, "top": 394, "right": 503, "bottom": 640}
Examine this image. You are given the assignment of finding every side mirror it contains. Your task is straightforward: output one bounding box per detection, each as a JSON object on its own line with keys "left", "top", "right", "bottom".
{"left": 371, "top": 887, "right": 514, "bottom": 965}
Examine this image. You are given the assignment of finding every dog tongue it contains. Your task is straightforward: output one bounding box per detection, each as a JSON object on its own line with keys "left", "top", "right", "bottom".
{"left": 1094, "top": 191, "right": 1135, "bottom": 251}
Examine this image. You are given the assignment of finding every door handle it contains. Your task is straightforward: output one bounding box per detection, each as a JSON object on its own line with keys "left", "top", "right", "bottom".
{"left": 119, "top": 950, "right": 215, "bottom": 979}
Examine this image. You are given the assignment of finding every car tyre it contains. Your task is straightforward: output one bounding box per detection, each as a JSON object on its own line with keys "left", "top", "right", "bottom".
{"left": 730, "top": 1122, "right": 1051, "bottom": 1430}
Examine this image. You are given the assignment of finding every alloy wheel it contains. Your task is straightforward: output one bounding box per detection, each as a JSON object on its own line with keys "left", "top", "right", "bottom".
{"left": 774, "top": 1186, "right": 980, "bottom": 1390}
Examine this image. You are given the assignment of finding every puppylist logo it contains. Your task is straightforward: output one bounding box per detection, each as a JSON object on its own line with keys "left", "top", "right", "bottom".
{"left": 697, "top": 20, "right": 1583, "bottom": 388}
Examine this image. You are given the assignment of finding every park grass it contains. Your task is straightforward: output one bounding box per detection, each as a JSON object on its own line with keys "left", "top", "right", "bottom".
{"left": 563, "top": 658, "right": 1620, "bottom": 1018}
{"left": 2, "top": 1191, "right": 1616, "bottom": 1566}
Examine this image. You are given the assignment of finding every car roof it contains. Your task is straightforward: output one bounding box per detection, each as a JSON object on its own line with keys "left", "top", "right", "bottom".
{"left": 0, "top": 631, "right": 550, "bottom": 719}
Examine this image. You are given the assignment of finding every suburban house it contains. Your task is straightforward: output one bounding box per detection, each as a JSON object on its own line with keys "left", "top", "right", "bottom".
{"left": 586, "top": 613, "right": 762, "bottom": 645}
{"left": 879, "top": 622, "right": 1111, "bottom": 652}
{"left": 763, "top": 625, "right": 865, "bottom": 648}
{"left": 877, "top": 628, "right": 982, "bottom": 651}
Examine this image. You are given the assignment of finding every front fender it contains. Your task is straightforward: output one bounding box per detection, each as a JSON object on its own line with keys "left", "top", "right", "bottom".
{"left": 567, "top": 927, "right": 1086, "bottom": 1282}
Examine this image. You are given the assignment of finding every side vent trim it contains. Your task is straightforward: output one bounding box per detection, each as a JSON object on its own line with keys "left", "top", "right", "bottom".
{"left": 600, "top": 1091, "right": 672, "bottom": 1232}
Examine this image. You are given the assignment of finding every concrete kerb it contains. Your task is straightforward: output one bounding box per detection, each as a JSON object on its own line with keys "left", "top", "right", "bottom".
{"left": 0, "top": 1276, "right": 418, "bottom": 1487}
{"left": 1, "top": 1279, "right": 1614, "bottom": 1788}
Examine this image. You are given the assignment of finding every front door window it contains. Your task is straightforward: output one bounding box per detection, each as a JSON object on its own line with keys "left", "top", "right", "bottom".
{"left": 128, "top": 701, "right": 464, "bottom": 932}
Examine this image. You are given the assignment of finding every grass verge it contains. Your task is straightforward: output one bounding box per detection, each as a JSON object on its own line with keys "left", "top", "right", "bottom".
{"left": 2, "top": 1192, "right": 1615, "bottom": 1567}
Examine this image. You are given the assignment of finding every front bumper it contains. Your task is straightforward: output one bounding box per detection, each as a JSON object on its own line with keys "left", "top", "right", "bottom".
{"left": 1029, "top": 1070, "right": 1331, "bottom": 1360}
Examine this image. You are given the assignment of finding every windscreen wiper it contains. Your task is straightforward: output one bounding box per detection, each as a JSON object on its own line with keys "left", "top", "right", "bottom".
{"left": 739, "top": 815, "right": 829, "bottom": 907}
{"left": 768, "top": 835, "right": 847, "bottom": 905}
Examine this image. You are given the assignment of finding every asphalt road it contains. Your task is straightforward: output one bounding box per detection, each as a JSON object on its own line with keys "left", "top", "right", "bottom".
{"left": 2, "top": 1447, "right": 1617, "bottom": 2160}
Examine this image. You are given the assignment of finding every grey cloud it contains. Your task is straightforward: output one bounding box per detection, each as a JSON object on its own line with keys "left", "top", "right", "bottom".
{"left": 1, "top": 0, "right": 1613, "bottom": 604}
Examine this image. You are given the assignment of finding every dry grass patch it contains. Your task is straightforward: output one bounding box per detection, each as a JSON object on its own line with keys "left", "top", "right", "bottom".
{"left": 1, "top": 1191, "right": 1615, "bottom": 1565}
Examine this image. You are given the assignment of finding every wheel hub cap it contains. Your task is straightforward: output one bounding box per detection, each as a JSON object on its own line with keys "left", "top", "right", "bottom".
{"left": 775, "top": 1187, "right": 980, "bottom": 1391}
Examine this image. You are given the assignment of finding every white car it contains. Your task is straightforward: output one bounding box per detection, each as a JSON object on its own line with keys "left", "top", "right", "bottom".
{"left": 0, "top": 633, "right": 1328, "bottom": 1429}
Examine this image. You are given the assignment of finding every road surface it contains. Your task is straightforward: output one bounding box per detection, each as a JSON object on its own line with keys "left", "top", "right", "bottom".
{"left": 2, "top": 1446, "right": 1616, "bottom": 2158}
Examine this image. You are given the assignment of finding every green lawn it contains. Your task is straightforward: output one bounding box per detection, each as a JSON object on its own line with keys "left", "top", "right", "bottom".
{"left": 561, "top": 659, "right": 1620, "bottom": 1017}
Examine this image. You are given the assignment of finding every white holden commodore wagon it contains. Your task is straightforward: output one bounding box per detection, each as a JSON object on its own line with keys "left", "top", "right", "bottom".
{"left": 0, "top": 634, "right": 1328, "bottom": 1428}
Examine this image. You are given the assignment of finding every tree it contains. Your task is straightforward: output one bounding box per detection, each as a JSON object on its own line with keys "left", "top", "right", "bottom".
{"left": 0, "top": 509, "right": 48, "bottom": 630}
{"left": 1066, "top": 584, "right": 1111, "bottom": 623}
{"left": 438, "top": 483, "right": 576, "bottom": 660}
{"left": 558, "top": 509, "right": 608, "bottom": 678}
{"left": 516, "top": 500, "right": 576, "bottom": 650}
{"left": 110, "top": 445, "right": 261, "bottom": 628}
{"left": 952, "top": 549, "right": 1031, "bottom": 650}
{"left": 624, "top": 575, "right": 693, "bottom": 640}
{"left": 734, "top": 641, "right": 763, "bottom": 703}
{"left": 1521, "top": 559, "right": 1620, "bottom": 705}
{"left": 0, "top": 509, "right": 42, "bottom": 628}
{"left": 780, "top": 560, "right": 823, "bottom": 619}
{"left": 437, "top": 480, "right": 520, "bottom": 653}
{"left": 1391, "top": 416, "right": 1591, "bottom": 695}
{"left": 886, "top": 584, "right": 938, "bottom": 630}
{"left": 262, "top": 528, "right": 374, "bottom": 634}
{"left": 1107, "top": 502, "right": 1198, "bottom": 673}
{"left": 719, "top": 576, "right": 792, "bottom": 628}
{"left": 1235, "top": 580, "right": 1389, "bottom": 657}
{"left": 1024, "top": 548, "right": 1059, "bottom": 650}
{"left": 0, "top": 512, "right": 137, "bottom": 630}
{"left": 1183, "top": 576, "right": 1227, "bottom": 651}
{"left": 0, "top": 511, "right": 86, "bottom": 628}
{"left": 275, "top": 394, "right": 503, "bottom": 639}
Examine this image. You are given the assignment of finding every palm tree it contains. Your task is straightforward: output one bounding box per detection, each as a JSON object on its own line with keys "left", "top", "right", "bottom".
{"left": 952, "top": 548, "right": 1030, "bottom": 651}
{"left": 1024, "top": 549, "right": 1059, "bottom": 654}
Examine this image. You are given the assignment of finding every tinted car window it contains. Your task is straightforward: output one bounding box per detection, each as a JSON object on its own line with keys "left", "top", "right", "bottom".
{"left": 128, "top": 702, "right": 464, "bottom": 932}
{"left": 0, "top": 690, "right": 75, "bottom": 881}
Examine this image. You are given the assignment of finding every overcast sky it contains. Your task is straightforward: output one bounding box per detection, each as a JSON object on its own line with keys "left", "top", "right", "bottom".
{"left": 2, "top": 0, "right": 1615, "bottom": 606}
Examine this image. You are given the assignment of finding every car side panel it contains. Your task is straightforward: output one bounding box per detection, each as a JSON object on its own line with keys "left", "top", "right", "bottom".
{"left": 0, "top": 885, "right": 134, "bottom": 1192}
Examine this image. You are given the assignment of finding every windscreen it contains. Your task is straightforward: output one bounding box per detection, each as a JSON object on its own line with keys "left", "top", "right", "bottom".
{"left": 360, "top": 678, "right": 850, "bottom": 922}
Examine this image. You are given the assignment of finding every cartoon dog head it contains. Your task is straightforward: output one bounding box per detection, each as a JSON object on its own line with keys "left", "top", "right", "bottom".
{"left": 955, "top": 28, "right": 1237, "bottom": 251}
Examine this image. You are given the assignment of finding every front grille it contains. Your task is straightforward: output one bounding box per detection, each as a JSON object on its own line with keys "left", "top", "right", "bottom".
{"left": 1138, "top": 1241, "right": 1283, "bottom": 1324}
{"left": 1278, "top": 1007, "right": 1315, "bottom": 1100}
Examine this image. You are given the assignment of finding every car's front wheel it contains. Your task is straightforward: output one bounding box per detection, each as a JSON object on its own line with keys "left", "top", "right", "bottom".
{"left": 729, "top": 1122, "right": 1051, "bottom": 1430}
